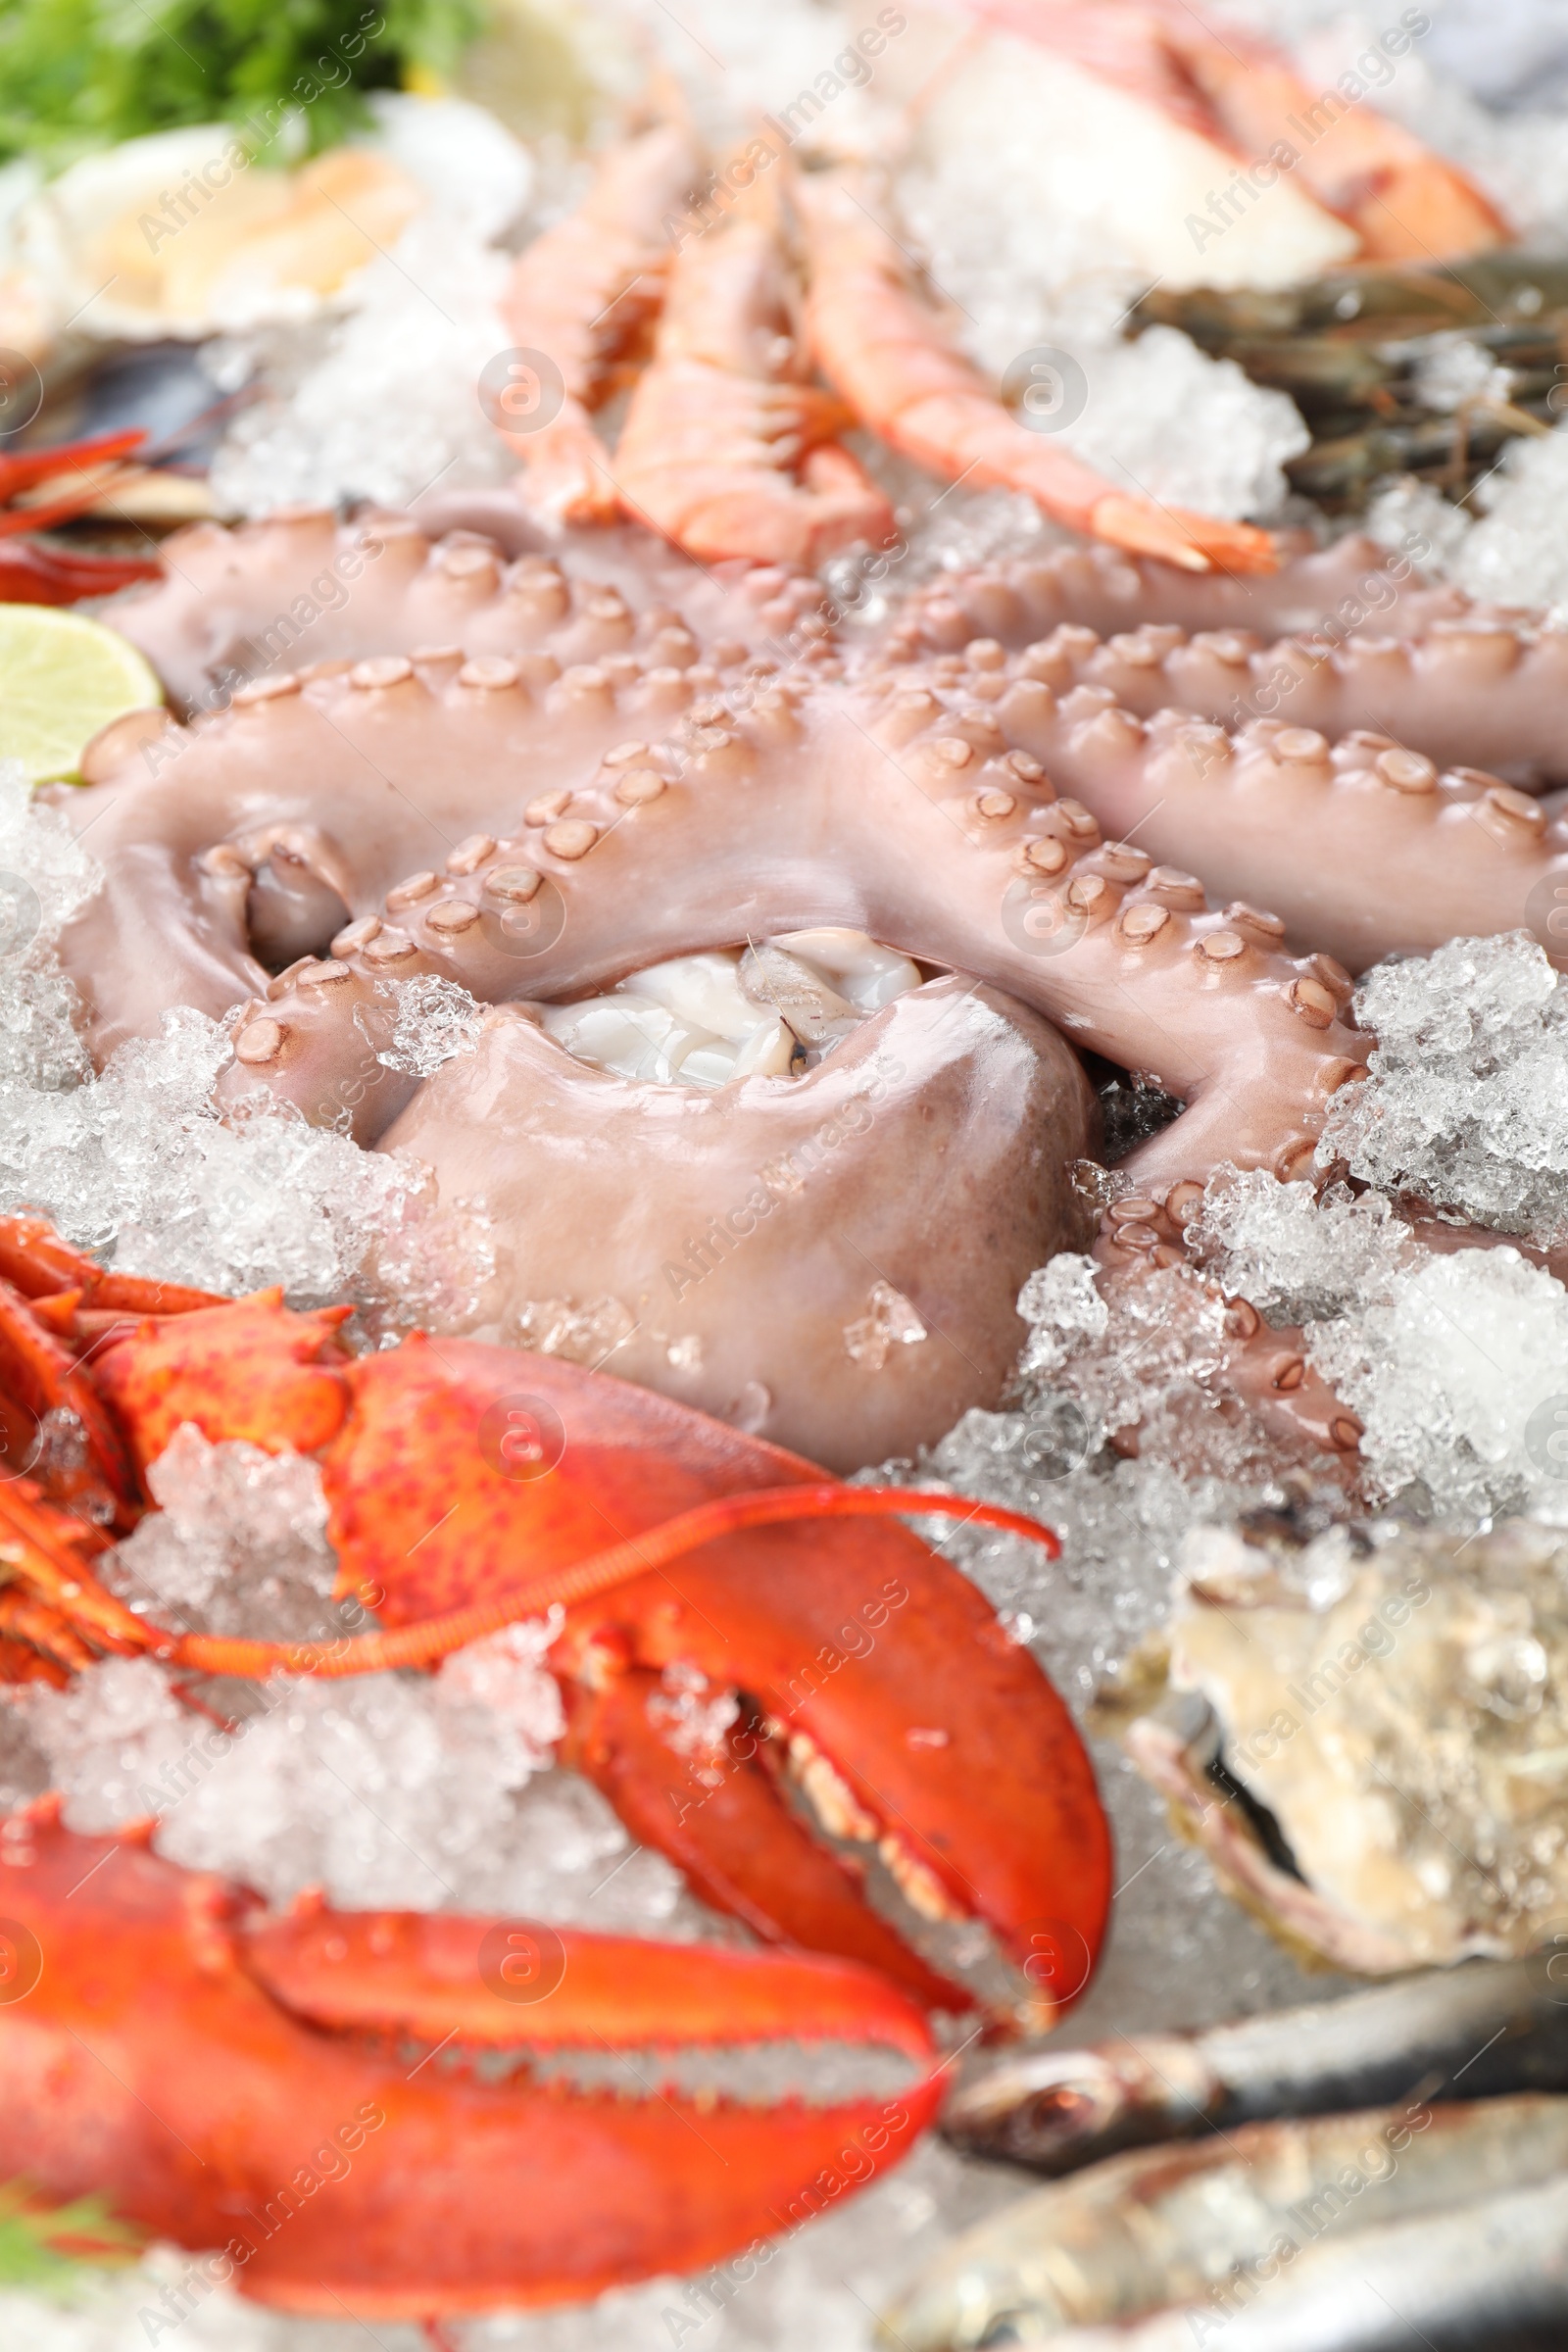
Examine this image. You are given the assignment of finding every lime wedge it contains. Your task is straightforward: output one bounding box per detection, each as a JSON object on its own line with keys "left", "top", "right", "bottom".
{"left": 0, "top": 605, "right": 164, "bottom": 784}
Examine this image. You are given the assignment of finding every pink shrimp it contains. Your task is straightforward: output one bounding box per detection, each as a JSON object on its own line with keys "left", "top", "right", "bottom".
{"left": 498, "top": 95, "right": 705, "bottom": 526}
{"left": 796, "top": 166, "right": 1278, "bottom": 577}
{"left": 614, "top": 166, "right": 894, "bottom": 565}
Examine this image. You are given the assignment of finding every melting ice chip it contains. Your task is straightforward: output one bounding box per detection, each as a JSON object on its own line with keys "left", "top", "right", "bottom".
{"left": 844, "top": 1281, "right": 929, "bottom": 1372}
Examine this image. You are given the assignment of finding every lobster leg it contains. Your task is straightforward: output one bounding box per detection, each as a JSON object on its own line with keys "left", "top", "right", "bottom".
{"left": 0, "top": 428, "right": 148, "bottom": 502}
{"left": 561, "top": 1662, "right": 973, "bottom": 2011}
{"left": 0, "top": 1278, "right": 139, "bottom": 1517}
{"left": 0, "top": 1217, "right": 223, "bottom": 1316}
{"left": 0, "top": 1483, "right": 145, "bottom": 1657}
{"left": 0, "top": 1583, "right": 98, "bottom": 1680}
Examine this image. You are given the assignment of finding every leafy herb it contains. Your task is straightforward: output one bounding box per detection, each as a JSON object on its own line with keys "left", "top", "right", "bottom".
{"left": 0, "top": 0, "right": 488, "bottom": 167}
{"left": 0, "top": 2179, "right": 147, "bottom": 2298}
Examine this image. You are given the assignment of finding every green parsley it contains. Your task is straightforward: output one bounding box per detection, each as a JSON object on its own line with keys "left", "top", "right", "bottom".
{"left": 0, "top": 0, "right": 487, "bottom": 166}
{"left": 0, "top": 2179, "right": 147, "bottom": 2298}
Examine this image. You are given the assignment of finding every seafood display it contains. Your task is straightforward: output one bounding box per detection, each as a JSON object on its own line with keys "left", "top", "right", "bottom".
{"left": 7, "top": 0, "right": 1568, "bottom": 2341}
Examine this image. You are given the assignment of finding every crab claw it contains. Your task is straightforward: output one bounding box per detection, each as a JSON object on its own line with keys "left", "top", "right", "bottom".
{"left": 0, "top": 1804, "right": 943, "bottom": 2315}
{"left": 92, "top": 1302, "right": 1112, "bottom": 2026}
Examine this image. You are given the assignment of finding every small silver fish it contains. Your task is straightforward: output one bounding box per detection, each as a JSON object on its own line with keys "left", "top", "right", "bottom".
{"left": 885, "top": 2092, "right": 1568, "bottom": 2350}
{"left": 945, "top": 1953, "right": 1568, "bottom": 2174}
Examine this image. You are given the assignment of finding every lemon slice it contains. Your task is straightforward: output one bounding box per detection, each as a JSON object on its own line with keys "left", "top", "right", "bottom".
{"left": 0, "top": 605, "right": 164, "bottom": 784}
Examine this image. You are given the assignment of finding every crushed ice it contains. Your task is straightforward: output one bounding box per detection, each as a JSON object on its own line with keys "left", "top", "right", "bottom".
{"left": 209, "top": 98, "right": 533, "bottom": 516}
{"left": 1320, "top": 932, "right": 1568, "bottom": 1245}
{"left": 9, "top": 1420, "right": 695, "bottom": 1933}
{"left": 0, "top": 759, "right": 489, "bottom": 1315}
{"left": 896, "top": 182, "right": 1309, "bottom": 523}
{"left": 372, "top": 971, "right": 486, "bottom": 1080}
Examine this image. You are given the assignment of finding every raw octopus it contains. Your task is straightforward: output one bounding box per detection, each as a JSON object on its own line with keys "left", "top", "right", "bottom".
{"left": 68, "top": 532, "right": 1376, "bottom": 1467}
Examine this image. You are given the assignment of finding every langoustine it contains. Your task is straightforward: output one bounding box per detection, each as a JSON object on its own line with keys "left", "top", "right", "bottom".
{"left": 497, "top": 94, "right": 706, "bottom": 525}
{"left": 796, "top": 163, "right": 1279, "bottom": 577}
{"left": 614, "top": 168, "right": 894, "bottom": 565}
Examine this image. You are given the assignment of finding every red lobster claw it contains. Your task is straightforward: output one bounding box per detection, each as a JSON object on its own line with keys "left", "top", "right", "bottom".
{"left": 0, "top": 1802, "right": 943, "bottom": 2314}
{"left": 86, "top": 1298, "right": 1112, "bottom": 2026}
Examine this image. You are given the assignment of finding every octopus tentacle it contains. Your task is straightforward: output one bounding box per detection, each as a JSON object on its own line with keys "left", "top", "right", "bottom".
{"left": 1093, "top": 1191, "right": 1362, "bottom": 1471}
{"left": 929, "top": 643, "right": 1568, "bottom": 971}
{"left": 65, "top": 651, "right": 1369, "bottom": 1196}
{"left": 886, "top": 534, "right": 1510, "bottom": 661}
{"left": 938, "top": 614, "right": 1568, "bottom": 791}
{"left": 108, "top": 510, "right": 830, "bottom": 718}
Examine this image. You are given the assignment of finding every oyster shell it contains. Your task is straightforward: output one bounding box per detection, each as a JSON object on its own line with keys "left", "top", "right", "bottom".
{"left": 1103, "top": 1516, "right": 1568, "bottom": 1972}
{"left": 9, "top": 124, "right": 423, "bottom": 345}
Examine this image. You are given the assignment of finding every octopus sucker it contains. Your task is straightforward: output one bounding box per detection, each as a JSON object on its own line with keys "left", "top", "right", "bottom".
{"left": 1092, "top": 1196, "right": 1363, "bottom": 1471}
{"left": 929, "top": 611, "right": 1568, "bottom": 792}
{"left": 952, "top": 655, "right": 1568, "bottom": 971}
{"left": 890, "top": 532, "right": 1510, "bottom": 659}
{"left": 106, "top": 509, "right": 826, "bottom": 720}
